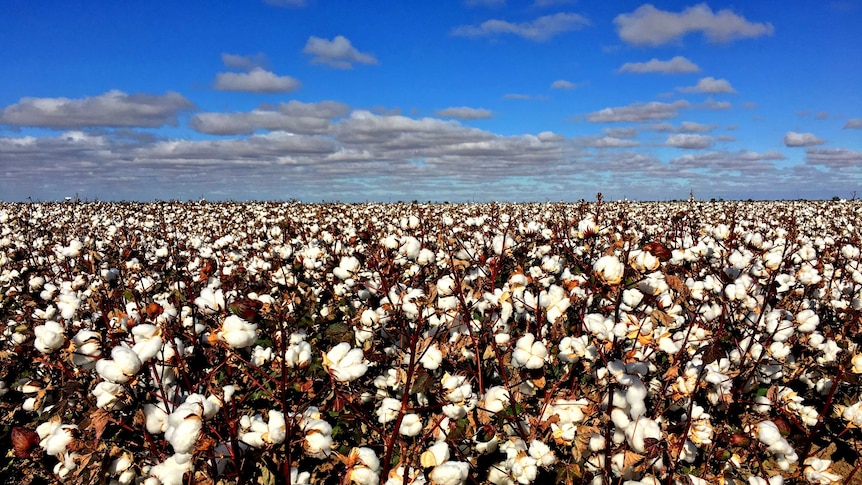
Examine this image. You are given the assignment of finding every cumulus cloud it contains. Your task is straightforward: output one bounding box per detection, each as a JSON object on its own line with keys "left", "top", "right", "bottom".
{"left": 784, "top": 131, "right": 824, "bottom": 147}
{"left": 451, "top": 12, "right": 589, "bottom": 41}
{"left": 435, "top": 107, "right": 493, "bottom": 120}
{"left": 303, "top": 36, "right": 378, "bottom": 69}
{"left": 699, "top": 98, "right": 731, "bottom": 110}
{"left": 678, "top": 77, "right": 736, "bottom": 94}
{"left": 618, "top": 56, "right": 700, "bottom": 74}
{"left": 551, "top": 79, "right": 577, "bottom": 90}
{"left": 0, "top": 90, "right": 193, "bottom": 129}
{"left": 665, "top": 134, "right": 714, "bottom": 149}
{"left": 214, "top": 68, "right": 301, "bottom": 93}
{"left": 614, "top": 3, "right": 774, "bottom": 46}
{"left": 805, "top": 148, "right": 862, "bottom": 168}
{"left": 648, "top": 121, "right": 714, "bottom": 133}
{"left": 586, "top": 100, "right": 689, "bottom": 123}
{"left": 669, "top": 150, "right": 783, "bottom": 173}
{"left": 844, "top": 118, "right": 862, "bottom": 129}
{"left": 191, "top": 101, "right": 350, "bottom": 135}
{"left": 221, "top": 53, "right": 268, "bottom": 71}
{"left": 579, "top": 136, "right": 640, "bottom": 148}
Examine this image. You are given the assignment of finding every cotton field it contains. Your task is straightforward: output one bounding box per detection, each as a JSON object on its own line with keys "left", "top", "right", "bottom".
{"left": 0, "top": 200, "right": 860, "bottom": 485}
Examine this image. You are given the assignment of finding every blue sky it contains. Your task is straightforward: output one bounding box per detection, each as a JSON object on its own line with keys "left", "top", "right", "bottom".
{"left": 1, "top": 0, "right": 860, "bottom": 202}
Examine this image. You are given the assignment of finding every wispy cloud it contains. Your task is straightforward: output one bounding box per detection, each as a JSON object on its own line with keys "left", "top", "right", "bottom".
{"left": 0, "top": 90, "right": 194, "bottom": 128}
{"left": 648, "top": 121, "right": 714, "bottom": 133}
{"left": 214, "top": 68, "right": 301, "bottom": 93}
{"left": 617, "top": 56, "right": 700, "bottom": 74}
{"left": 677, "top": 77, "right": 737, "bottom": 94}
{"left": 435, "top": 107, "right": 494, "bottom": 120}
{"left": 452, "top": 12, "right": 589, "bottom": 41}
{"left": 784, "top": 131, "right": 824, "bottom": 147}
{"left": 586, "top": 100, "right": 689, "bottom": 123}
{"left": 844, "top": 118, "right": 862, "bottom": 129}
{"left": 303, "top": 36, "right": 378, "bottom": 69}
{"left": 550, "top": 79, "right": 577, "bottom": 90}
{"left": 614, "top": 3, "right": 774, "bottom": 46}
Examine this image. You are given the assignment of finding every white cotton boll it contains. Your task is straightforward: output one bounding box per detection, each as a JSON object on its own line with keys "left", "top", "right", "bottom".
{"left": 528, "top": 440, "right": 556, "bottom": 467}
{"left": 144, "top": 403, "right": 169, "bottom": 434}
{"left": 34, "top": 320, "right": 66, "bottom": 353}
{"left": 796, "top": 309, "right": 820, "bottom": 333}
{"left": 165, "top": 408, "right": 202, "bottom": 454}
{"left": 194, "top": 287, "right": 225, "bottom": 315}
{"left": 325, "top": 342, "right": 369, "bottom": 382}
{"left": 429, "top": 461, "right": 469, "bottom": 485}
{"left": 421, "top": 442, "right": 450, "bottom": 467}
{"left": 511, "top": 333, "right": 548, "bottom": 369}
{"left": 377, "top": 398, "right": 402, "bottom": 424}
{"left": 482, "top": 386, "right": 510, "bottom": 414}
{"left": 268, "top": 411, "right": 286, "bottom": 444}
{"left": 218, "top": 314, "right": 258, "bottom": 349}
{"left": 420, "top": 343, "right": 443, "bottom": 370}
{"left": 71, "top": 329, "right": 101, "bottom": 369}
{"left": 92, "top": 381, "right": 125, "bottom": 409}
{"left": 286, "top": 340, "right": 312, "bottom": 368}
{"left": 96, "top": 346, "right": 143, "bottom": 383}
{"left": 594, "top": 255, "right": 625, "bottom": 285}
{"left": 149, "top": 453, "right": 193, "bottom": 485}
{"left": 303, "top": 419, "right": 333, "bottom": 458}
{"left": 36, "top": 420, "right": 77, "bottom": 455}
{"left": 132, "top": 324, "right": 164, "bottom": 362}
{"left": 625, "top": 417, "right": 661, "bottom": 453}
{"left": 399, "top": 413, "right": 423, "bottom": 437}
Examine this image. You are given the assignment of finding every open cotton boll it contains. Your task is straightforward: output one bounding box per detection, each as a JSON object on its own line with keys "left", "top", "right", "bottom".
{"left": 92, "top": 381, "right": 126, "bottom": 409}
{"left": 429, "top": 461, "right": 469, "bottom": 485}
{"left": 399, "top": 413, "right": 423, "bottom": 437}
{"left": 324, "top": 342, "right": 369, "bottom": 382}
{"left": 148, "top": 453, "right": 193, "bottom": 485}
{"left": 420, "top": 442, "right": 450, "bottom": 468}
{"left": 34, "top": 320, "right": 65, "bottom": 353}
{"left": 96, "top": 346, "right": 143, "bottom": 383}
{"left": 36, "top": 419, "right": 77, "bottom": 455}
{"left": 267, "top": 410, "right": 286, "bottom": 444}
{"left": 481, "top": 386, "right": 510, "bottom": 414}
{"left": 346, "top": 447, "right": 380, "bottom": 485}
{"left": 303, "top": 418, "right": 333, "bottom": 458}
{"left": 594, "top": 255, "right": 625, "bottom": 285}
{"left": 165, "top": 405, "right": 203, "bottom": 454}
{"left": 511, "top": 333, "right": 548, "bottom": 369}
{"left": 377, "top": 397, "right": 402, "bottom": 424}
{"left": 144, "top": 403, "right": 169, "bottom": 434}
{"left": 217, "top": 315, "right": 258, "bottom": 349}
{"left": 71, "top": 329, "right": 101, "bottom": 369}
{"left": 419, "top": 343, "right": 443, "bottom": 370}
{"left": 132, "top": 324, "right": 164, "bottom": 362}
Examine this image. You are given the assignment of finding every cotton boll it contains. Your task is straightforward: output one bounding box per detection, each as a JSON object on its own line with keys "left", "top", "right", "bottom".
{"left": 399, "top": 413, "right": 423, "bottom": 436}
{"left": 132, "top": 324, "right": 164, "bottom": 362}
{"left": 377, "top": 398, "right": 402, "bottom": 424}
{"left": 34, "top": 321, "right": 65, "bottom": 353}
{"left": 36, "top": 419, "right": 77, "bottom": 455}
{"left": 420, "top": 343, "right": 443, "bottom": 370}
{"left": 71, "top": 329, "right": 101, "bottom": 369}
{"left": 511, "top": 333, "right": 548, "bottom": 369}
{"left": 92, "top": 381, "right": 125, "bottom": 409}
{"left": 420, "top": 442, "right": 450, "bottom": 468}
{"left": 165, "top": 407, "right": 202, "bottom": 454}
{"left": 325, "top": 342, "right": 369, "bottom": 382}
{"left": 594, "top": 255, "right": 625, "bottom": 285}
{"left": 144, "top": 403, "right": 169, "bottom": 434}
{"left": 481, "top": 386, "right": 510, "bottom": 414}
{"left": 148, "top": 453, "right": 193, "bottom": 485}
{"left": 429, "top": 461, "right": 469, "bottom": 485}
{"left": 795, "top": 309, "right": 820, "bottom": 333}
{"left": 267, "top": 410, "right": 286, "bottom": 444}
{"left": 218, "top": 315, "right": 258, "bottom": 349}
{"left": 96, "top": 346, "right": 143, "bottom": 383}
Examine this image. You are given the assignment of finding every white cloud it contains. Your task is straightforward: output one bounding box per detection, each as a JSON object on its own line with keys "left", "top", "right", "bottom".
{"left": 451, "top": 12, "right": 589, "bottom": 41}
{"left": 214, "top": 68, "right": 301, "bottom": 93}
{"left": 550, "top": 79, "right": 577, "bottom": 90}
{"left": 0, "top": 90, "right": 193, "bottom": 128}
{"left": 503, "top": 93, "right": 547, "bottom": 101}
{"left": 614, "top": 3, "right": 774, "bottom": 46}
{"left": 649, "top": 121, "right": 714, "bottom": 133}
{"left": 618, "top": 56, "right": 700, "bottom": 74}
{"left": 191, "top": 101, "right": 349, "bottom": 135}
{"left": 784, "top": 131, "right": 825, "bottom": 147}
{"left": 844, "top": 118, "right": 862, "bottom": 129}
{"left": 303, "top": 36, "right": 378, "bottom": 69}
{"left": 435, "top": 107, "right": 493, "bottom": 120}
{"left": 221, "top": 53, "right": 268, "bottom": 71}
{"left": 678, "top": 77, "right": 736, "bottom": 94}
{"left": 665, "top": 134, "right": 714, "bottom": 149}
{"left": 806, "top": 148, "right": 862, "bottom": 168}
{"left": 669, "top": 150, "right": 783, "bottom": 173}
{"left": 586, "top": 100, "right": 689, "bottom": 123}
{"left": 699, "top": 98, "right": 731, "bottom": 110}
{"left": 580, "top": 136, "right": 640, "bottom": 148}
{"left": 604, "top": 127, "right": 638, "bottom": 139}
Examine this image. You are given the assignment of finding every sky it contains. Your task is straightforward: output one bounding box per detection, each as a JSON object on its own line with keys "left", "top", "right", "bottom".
{"left": 1, "top": 0, "right": 860, "bottom": 202}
